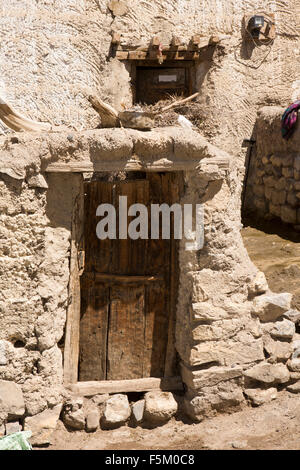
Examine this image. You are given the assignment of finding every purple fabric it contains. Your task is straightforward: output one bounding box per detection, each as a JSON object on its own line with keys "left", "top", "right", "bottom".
{"left": 281, "top": 100, "right": 300, "bottom": 139}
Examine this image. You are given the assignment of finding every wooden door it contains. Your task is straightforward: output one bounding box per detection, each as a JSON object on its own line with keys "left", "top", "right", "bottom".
{"left": 79, "top": 173, "right": 184, "bottom": 381}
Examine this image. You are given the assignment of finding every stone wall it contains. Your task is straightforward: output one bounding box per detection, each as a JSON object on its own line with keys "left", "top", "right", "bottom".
{"left": 0, "top": 128, "right": 299, "bottom": 442}
{"left": 244, "top": 106, "right": 300, "bottom": 227}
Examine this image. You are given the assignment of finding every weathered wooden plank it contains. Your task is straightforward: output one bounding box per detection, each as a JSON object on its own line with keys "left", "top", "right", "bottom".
{"left": 63, "top": 175, "right": 84, "bottom": 384}
{"left": 107, "top": 285, "right": 145, "bottom": 380}
{"left": 78, "top": 282, "right": 109, "bottom": 381}
{"left": 95, "top": 273, "right": 163, "bottom": 283}
{"left": 67, "top": 376, "right": 183, "bottom": 396}
{"left": 164, "top": 173, "right": 185, "bottom": 376}
{"left": 128, "top": 50, "right": 147, "bottom": 60}
{"left": 116, "top": 50, "right": 129, "bottom": 60}
{"left": 171, "top": 36, "right": 181, "bottom": 47}
{"left": 151, "top": 36, "right": 161, "bottom": 46}
{"left": 45, "top": 158, "right": 230, "bottom": 174}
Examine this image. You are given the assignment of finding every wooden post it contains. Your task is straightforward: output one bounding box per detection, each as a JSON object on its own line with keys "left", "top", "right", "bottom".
{"left": 63, "top": 176, "right": 84, "bottom": 384}
{"left": 171, "top": 36, "right": 181, "bottom": 47}
{"left": 111, "top": 32, "right": 121, "bottom": 45}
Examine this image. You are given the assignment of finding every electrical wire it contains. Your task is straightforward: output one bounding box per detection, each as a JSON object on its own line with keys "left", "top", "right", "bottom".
{"left": 234, "top": 14, "right": 275, "bottom": 70}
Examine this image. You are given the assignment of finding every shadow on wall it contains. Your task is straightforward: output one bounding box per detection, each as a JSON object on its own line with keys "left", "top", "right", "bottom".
{"left": 45, "top": 173, "right": 79, "bottom": 230}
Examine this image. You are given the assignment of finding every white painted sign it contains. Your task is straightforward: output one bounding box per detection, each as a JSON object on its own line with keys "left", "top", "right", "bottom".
{"left": 158, "top": 74, "right": 177, "bottom": 82}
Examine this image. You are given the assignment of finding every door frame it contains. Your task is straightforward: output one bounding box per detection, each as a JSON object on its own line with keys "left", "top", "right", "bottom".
{"left": 63, "top": 172, "right": 183, "bottom": 395}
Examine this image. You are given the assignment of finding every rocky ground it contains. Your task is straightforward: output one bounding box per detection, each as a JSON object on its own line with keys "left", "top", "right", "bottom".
{"left": 44, "top": 391, "right": 300, "bottom": 450}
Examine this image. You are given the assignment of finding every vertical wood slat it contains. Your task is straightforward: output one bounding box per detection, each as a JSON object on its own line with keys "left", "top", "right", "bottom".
{"left": 63, "top": 175, "right": 84, "bottom": 384}
{"left": 79, "top": 281, "right": 109, "bottom": 381}
{"left": 164, "top": 172, "right": 185, "bottom": 376}
{"left": 107, "top": 285, "right": 145, "bottom": 380}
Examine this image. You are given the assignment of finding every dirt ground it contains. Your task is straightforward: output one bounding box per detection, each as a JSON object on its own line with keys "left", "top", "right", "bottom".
{"left": 46, "top": 391, "right": 300, "bottom": 450}
{"left": 45, "top": 217, "right": 300, "bottom": 450}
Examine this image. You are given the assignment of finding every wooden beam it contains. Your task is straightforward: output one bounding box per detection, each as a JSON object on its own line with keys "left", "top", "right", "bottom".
{"left": 209, "top": 35, "right": 220, "bottom": 45}
{"left": 192, "top": 34, "right": 201, "bottom": 46}
{"left": 67, "top": 376, "right": 184, "bottom": 396}
{"left": 171, "top": 35, "right": 181, "bottom": 47}
{"left": 44, "top": 157, "right": 230, "bottom": 173}
{"left": 116, "top": 50, "right": 129, "bottom": 60}
{"left": 128, "top": 50, "right": 147, "bottom": 60}
{"left": 151, "top": 36, "right": 161, "bottom": 47}
{"left": 111, "top": 32, "right": 121, "bottom": 45}
{"left": 83, "top": 272, "right": 164, "bottom": 284}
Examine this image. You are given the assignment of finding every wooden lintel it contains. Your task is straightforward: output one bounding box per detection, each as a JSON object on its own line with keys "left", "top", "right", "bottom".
{"left": 44, "top": 157, "right": 230, "bottom": 173}
{"left": 67, "top": 376, "right": 184, "bottom": 396}
{"left": 116, "top": 50, "right": 129, "bottom": 60}
{"left": 128, "top": 50, "right": 147, "bottom": 60}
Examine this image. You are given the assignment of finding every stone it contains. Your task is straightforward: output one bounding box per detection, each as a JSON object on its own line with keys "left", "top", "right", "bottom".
{"left": 190, "top": 334, "right": 264, "bottom": 367}
{"left": 290, "top": 372, "right": 300, "bottom": 380}
{"left": 244, "top": 363, "right": 290, "bottom": 384}
{"left": 181, "top": 364, "right": 243, "bottom": 390}
{"left": 282, "top": 167, "right": 294, "bottom": 178}
{"left": 287, "top": 192, "right": 298, "bottom": 207}
{"left": 0, "top": 340, "right": 8, "bottom": 366}
{"left": 253, "top": 184, "right": 265, "bottom": 198}
{"left": 27, "top": 174, "right": 48, "bottom": 189}
{"left": 131, "top": 400, "right": 145, "bottom": 424}
{"left": 263, "top": 176, "right": 276, "bottom": 187}
{"left": 184, "top": 395, "right": 211, "bottom": 422}
{"left": 252, "top": 292, "right": 292, "bottom": 322}
{"left": 0, "top": 380, "right": 25, "bottom": 419}
{"left": 64, "top": 396, "right": 83, "bottom": 413}
{"left": 263, "top": 335, "right": 292, "bottom": 361}
{"left": 271, "top": 190, "right": 286, "bottom": 205}
{"left": 102, "top": 394, "right": 131, "bottom": 428}
{"left": 269, "top": 203, "right": 281, "bottom": 218}
{"left": 270, "top": 154, "right": 282, "bottom": 167}
{"left": 63, "top": 409, "right": 85, "bottom": 430}
{"left": 270, "top": 319, "right": 295, "bottom": 340}
{"left": 0, "top": 424, "right": 4, "bottom": 437}
{"left": 192, "top": 319, "right": 241, "bottom": 342}
{"left": 265, "top": 186, "right": 272, "bottom": 200}
{"left": 5, "top": 421, "right": 21, "bottom": 435}
{"left": 108, "top": 0, "right": 128, "bottom": 16}
{"left": 244, "top": 388, "right": 277, "bottom": 406}
{"left": 248, "top": 271, "right": 268, "bottom": 296}
{"left": 287, "top": 358, "right": 300, "bottom": 372}
{"left": 284, "top": 309, "right": 300, "bottom": 323}
{"left": 294, "top": 156, "right": 300, "bottom": 172}
{"left": 191, "top": 302, "right": 228, "bottom": 322}
{"left": 281, "top": 205, "right": 297, "bottom": 224}
{"left": 24, "top": 404, "right": 62, "bottom": 446}
{"left": 287, "top": 381, "right": 300, "bottom": 393}
{"left": 92, "top": 394, "right": 109, "bottom": 406}
{"left": 86, "top": 408, "right": 100, "bottom": 433}
{"left": 144, "top": 392, "right": 178, "bottom": 425}
{"left": 231, "top": 440, "right": 247, "bottom": 449}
